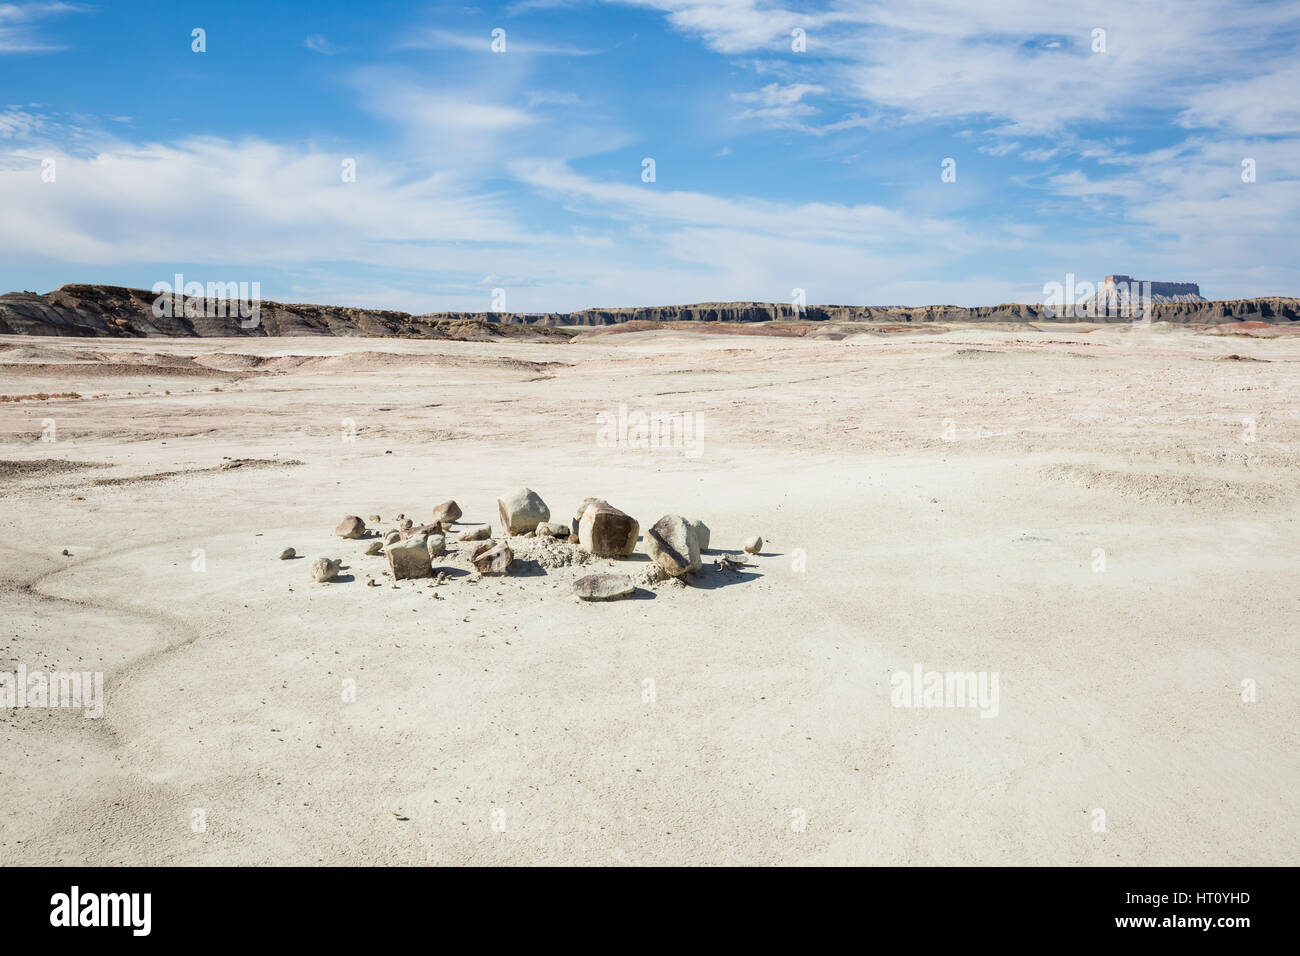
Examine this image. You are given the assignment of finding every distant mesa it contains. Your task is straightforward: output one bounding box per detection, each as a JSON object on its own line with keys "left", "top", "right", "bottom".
{"left": 0, "top": 283, "right": 1296, "bottom": 338}
{"left": 1086, "top": 274, "right": 1207, "bottom": 311}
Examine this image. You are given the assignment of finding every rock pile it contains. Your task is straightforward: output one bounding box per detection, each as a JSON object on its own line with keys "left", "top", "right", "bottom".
{"left": 310, "top": 495, "right": 760, "bottom": 601}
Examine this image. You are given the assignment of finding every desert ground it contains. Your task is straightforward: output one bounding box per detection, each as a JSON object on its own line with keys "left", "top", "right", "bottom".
{"left": 1, "top": 323, "right": 1296, "bottom": 866}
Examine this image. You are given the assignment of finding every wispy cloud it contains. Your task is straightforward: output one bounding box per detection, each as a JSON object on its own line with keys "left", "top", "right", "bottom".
{"left": 400, "top": 27, "right": 599, "bottom": 55}
{"left": 0, "top": 1, "right": 83, "bottom": 53}
{"left": 304, "top": 34, "right": 337, "bottom": 55}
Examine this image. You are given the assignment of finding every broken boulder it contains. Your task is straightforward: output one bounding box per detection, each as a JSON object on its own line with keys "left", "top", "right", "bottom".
{"left": 470, "top": 541, "right": 513, "bottom": 575}
{"left": 645, "top": 514, "right": 702, "bottom": 576}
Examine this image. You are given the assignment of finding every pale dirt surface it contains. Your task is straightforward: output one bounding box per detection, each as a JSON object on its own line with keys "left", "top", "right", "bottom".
{"left": 0, "top": 325, "right": 1296, "bottom": 866}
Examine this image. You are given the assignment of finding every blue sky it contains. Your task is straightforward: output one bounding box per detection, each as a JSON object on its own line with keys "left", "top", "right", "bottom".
{"left": 1, "top": 0, "right": 1298, "bottom": 310}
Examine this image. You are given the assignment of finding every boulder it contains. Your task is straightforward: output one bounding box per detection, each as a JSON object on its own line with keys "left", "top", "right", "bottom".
{"left": 535, "top": 521, "right": 570, "bottom": 538}
{"left": 364, "top": 540, "right": 383, "bottom": 556}
{"left": 383, "top": 530, "right": 401, "bottom": 545}
{"left": 310, "top": 558, "right": 339, "bottom": 583}
{"left": 578, "top": 503, "right": 639, "bottom": 557}
{"left": 458, "top": 526, "right": 491, "bottom": 542}
{"left": 335, "top": 516, "right": 366, "bottom": 539}
{"left": 387, "top": 535, "right": 433, "bottom": 580}
{"left": 573, "top": 573, "right": 636, "bottom": 601}
{"left": 743, "top": 535, "right": 763, "bottom": 554}
{"left": 399, "top": 518, "right": 414, "bottom": 531}
{"left": 425, "top": 534, "right": 446, "bottom": 558}
{"left": 470, "top": 541, "right": 513, "bottom": 574}
{"left": 431, "top": 500, "right": 462, "bottom": 524}
{"left": 278, "top": 547, "right": 295, "bottom": 560}
{"left": 645, "top": 514, "right": 702, "bottom": 576}
{"left": 686, "top": 519, "right": 711, "bottom": 552}
{"left": 498, "top": 487, "right": 550, "bottom": 534}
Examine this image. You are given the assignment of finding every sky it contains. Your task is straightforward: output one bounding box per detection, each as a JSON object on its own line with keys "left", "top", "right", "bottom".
{"left": 0, "top": 0, "right": 1297, "bottom": 311}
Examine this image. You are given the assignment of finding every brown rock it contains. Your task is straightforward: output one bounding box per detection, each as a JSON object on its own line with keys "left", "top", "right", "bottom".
{"left": 578, "top": 502, "right": 639, "bottom": 557}
{"left": 335, "top": 515, "right": 366, "bottom": 539}
{"left": 400, "top": 521, "right": 442, "bottom": 540}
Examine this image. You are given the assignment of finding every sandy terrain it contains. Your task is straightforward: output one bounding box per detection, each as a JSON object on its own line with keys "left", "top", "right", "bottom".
{"left": 1, "top": 324, "right": 1296, "bottom": 866}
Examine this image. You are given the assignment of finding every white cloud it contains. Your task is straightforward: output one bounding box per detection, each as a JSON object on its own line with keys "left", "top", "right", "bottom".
{"left": 304, "top": 34, "right": 337, "bottom": 55}
{"left": 619, "top": 0, "right": 1300, "bottom": 137}
{"left": 0, "top": 1, "right": 82, "bottom": 53}
{"left": 400, "top": 27, "right": 598, "bottom": 55}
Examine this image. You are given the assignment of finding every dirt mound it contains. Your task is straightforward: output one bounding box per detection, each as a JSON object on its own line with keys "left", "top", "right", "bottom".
{"left": 0, "top": 459, "right": 108, "bottom": 482}
{"left": 193, "top": 352, "right": 270, "bottom": 370}
{"left": 0, "top": 345, "right": 89, "bottom": 363}
{"left": 577, "top": 321, "right": 808, "bottom": 339}
{"left": 0, "top": 362, "right": 232, "bottom": 378}
{"left": 88, "top": 458, "right": 302, "bottom": 488}
{"left": 1039, "top": 462, "right": 1280, "bottom": 507}
{"left": 506, "top": 534, "right": 598, "bottom": 570}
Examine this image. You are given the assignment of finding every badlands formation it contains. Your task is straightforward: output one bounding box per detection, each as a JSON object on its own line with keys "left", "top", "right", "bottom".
{"left": 1, "top": 317, "right": 1297, "bottom": 865}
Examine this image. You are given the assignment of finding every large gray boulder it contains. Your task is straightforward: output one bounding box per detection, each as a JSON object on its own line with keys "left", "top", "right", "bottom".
{"left": 578, "top": 502, "right": 639, "bottom": 557}
{"left": 645, "top": 514, "right": 702, "bottom": 576}
{"left": 498, "top": 488, "right": 550, "bottom": 534}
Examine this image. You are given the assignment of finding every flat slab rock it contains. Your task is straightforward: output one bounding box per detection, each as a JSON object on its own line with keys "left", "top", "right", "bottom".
{"left": 573, "top": 573, "right": 636, "bottom": 601}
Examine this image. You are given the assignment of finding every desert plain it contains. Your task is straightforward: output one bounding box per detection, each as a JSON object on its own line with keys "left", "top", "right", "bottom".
{"left": 0, "top": 322, "right": 1296, "bottom": 865}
